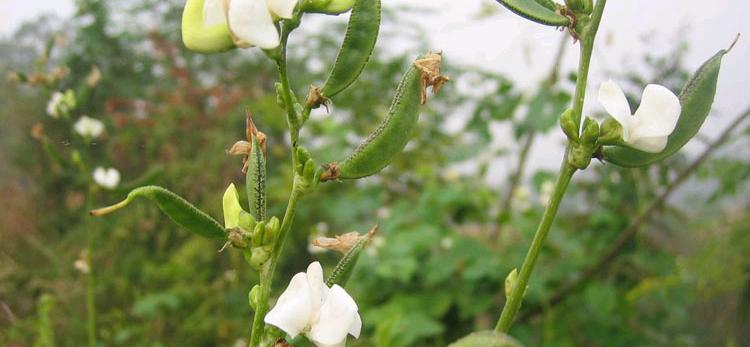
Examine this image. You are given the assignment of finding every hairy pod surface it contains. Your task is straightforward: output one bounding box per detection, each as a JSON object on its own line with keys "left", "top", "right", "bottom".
{"left": 448, "top": 331, "right": 524, "bottom": 347}
{"left": 603, "top": 46, "right": 730, "bottom": 167}
{"left": 494, "top": 0, "right": 570, "bottom": 27}
{"left": 325, "top": 226, "right": 377, "bottom": 287}
{"left": 330, "top": 63, "right": 422, "bottom": 180}
{"left": 246, "top": 136, "right": 267, "bottom": 221}
{"left": 90, "top": 185, "right": 226, "bottom": 239}
{"left": 320, "top": 0, "right": 381, "bottom": 98}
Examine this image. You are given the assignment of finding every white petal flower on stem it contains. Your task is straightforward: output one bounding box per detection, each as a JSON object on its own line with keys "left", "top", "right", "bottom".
{"left": 46, "top": 91, "right": 65, "bottom": 118}
{"left": 93, "top": 167, "right": 120, "bottom": 189}
{"left": 265, "top": 262, "right": 361, "bottom": 347}
{"left": 598, "top": 80, "right": 681, "bottom": 153}
{"left": 73, "top": 115, "right": 105, "bottom": 139}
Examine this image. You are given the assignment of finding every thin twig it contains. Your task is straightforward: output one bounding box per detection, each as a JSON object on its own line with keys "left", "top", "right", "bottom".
{"left": 520, "top": 106, "right": 750, "bottom": 322}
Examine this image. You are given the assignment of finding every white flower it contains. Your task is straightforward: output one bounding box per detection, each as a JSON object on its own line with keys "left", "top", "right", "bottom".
{"left": 93, "top": 167, "right": 120, "bottom": 189}
{"left": 46, "top": 89, "right": 76, "bottom": 118}
{"left": 73, "top": 116, "right": 105, "bottom": 138}
{"left": 203, "top": 0, "right": 298, "bottom": 50}
{"left": 265, "top": 262, "right": 361, "bottom": 347}
{"left": 598, "top": 80, "right": 681, "bottom": 153}
{"left": 46, "top": 92, "right": 65, "bottom": 118}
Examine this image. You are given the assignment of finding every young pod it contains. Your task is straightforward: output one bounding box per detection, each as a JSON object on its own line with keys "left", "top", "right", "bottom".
{"left": 90, "top": 185, "right": 226, "bottom": 240}
{"left": 325, "top": 226, "right": 378, "bottom": 287}
{"left": 494, "top": 0, "right": 570, "bottom": 27}
{"left": 323, "top": 60, "right": 423, "bottom": 180}
{"left": 603, "top": 40, "right": 733, "bottom": 167}
{"left": 318, "top": 0, "right": 381, "bottom": 100}
{"left": 246, "top": 134, "right": 266, "bottom": 221}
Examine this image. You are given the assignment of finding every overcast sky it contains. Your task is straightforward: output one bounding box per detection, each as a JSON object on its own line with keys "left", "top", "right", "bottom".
{"left": 3, "top": 0, "right": 748, "bottom": 181}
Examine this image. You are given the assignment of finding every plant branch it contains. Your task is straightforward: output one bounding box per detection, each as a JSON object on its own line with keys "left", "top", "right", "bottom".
{"left": 519, "top": 106, "right": 750, "bottom": 322}
{"left": 495, "top": 0, "right": 607, "bottom": 332}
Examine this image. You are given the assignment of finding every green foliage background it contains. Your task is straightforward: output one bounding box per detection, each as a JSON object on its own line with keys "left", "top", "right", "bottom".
{"left": 1, "top": 1, "right": 748, "bottom": 346}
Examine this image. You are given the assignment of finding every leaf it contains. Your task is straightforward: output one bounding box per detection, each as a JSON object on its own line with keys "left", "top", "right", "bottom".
{"left": 494, "top": 0, "right": 569, "bottom": 27}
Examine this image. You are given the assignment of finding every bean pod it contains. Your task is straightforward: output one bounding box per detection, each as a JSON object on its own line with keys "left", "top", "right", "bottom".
{"left": 603, "top": 44, "right": 731, "bottom": 167}
{"left": 320, "top": 0, "right": 381, "bottom": 98}
{"left": 325, "top": 226, "right": 377, "bottom": 287}
{"left": 494, "top": 0, "right": 569, "bottom": 27}
{"left": 246, "top": 135, "right": 266, "bottom": 221}
{"left": 325, "top": 60, "right": 422, "bottom": 180}
{"left": 90, "top": 185, "right": 226, "bottom": 240}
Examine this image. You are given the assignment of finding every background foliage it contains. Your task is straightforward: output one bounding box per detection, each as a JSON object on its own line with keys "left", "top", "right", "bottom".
{"left": 1, "top": 1, "right": 749, "bottom": 346}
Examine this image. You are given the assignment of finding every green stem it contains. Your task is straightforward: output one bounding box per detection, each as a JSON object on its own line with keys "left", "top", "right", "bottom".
{"left": 249, "top": 15, "right": 305, "bottom": 347}
{"left": 494, "top": 0, "right": 607, "bottom": 332}
{"left": 495, "top": 162, "right": 576, "bottom": 332}
{"left": 85, "top": 187, "right": 96, "bottom": 347}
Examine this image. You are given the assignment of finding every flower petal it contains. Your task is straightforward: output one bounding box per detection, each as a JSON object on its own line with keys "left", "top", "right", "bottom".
{"left": 308, "top": 285, "right": 358, "bottom": 346}
{"left": 264, "top": 272, "right": 312, "bottom": 338}
{"left": 348, "top": 312, "right": 362, "bottom": 338}
{"left": 266, "top": 0, "right": 298, "bottom": 19}
{"left": 598, "top": 80, "right": 633, "bottom": 130}
{"left": 228, "top": 0, "right": 280, "bottom": 49}
{"left": 632, "top": 84, "right": 681, "bottom": 138}
{"left": 629, "top": 135, "right": 668, "bottom": 153}
{"left": 306, "top": 261, "right": 328, "bottom": 312}
{"left": 203, "top": 0, "right": 227, "bottom": 26}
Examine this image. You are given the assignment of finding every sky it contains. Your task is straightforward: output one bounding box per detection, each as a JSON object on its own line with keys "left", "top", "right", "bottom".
{"left": 2, "top": 0, "right": 749, "bottom": 182}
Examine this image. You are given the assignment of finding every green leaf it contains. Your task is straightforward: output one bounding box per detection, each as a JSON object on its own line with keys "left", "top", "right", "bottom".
{"left": 320, "top": 0, "right": 381, "bottom": 98}
{"left": 448, "top": 331, "right": 524, "bottom": 347}
{"left": 90, "top": 185, "right": 226, "bottom": 240}
{"left": 494, "top": 0, "right": 569, "bottom": 27}
{"left": 603, "top": 42, "right": 733, "bottom": 167}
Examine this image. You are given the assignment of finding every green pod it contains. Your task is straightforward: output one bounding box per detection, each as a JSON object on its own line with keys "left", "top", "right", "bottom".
{"left": 320, "top": 0, "right": 381, "bottom": 98}
{"left": 603, "top": 46, "right": 730, "bottom": 167}
{"left": 332, "top": 63, "right": 422, "bottom": 180}
{"left": 495, "top": 0, "right": 569, "bottom": 27}
{"left": 246, "top": 135, "right": 266, "bottom": 221}
{"left": 325, "top": 227, "right": 377, "bottom": 287}
{"left": 90, "top": 185, "right": 226, "bottom": 240}
{"left": 534, "top": 0, "right": 557, "bottom": 11}
{"left": 448, "top": 331, "right": 524, "bottom": 347}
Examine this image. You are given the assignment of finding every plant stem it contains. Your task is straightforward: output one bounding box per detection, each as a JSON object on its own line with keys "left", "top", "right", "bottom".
{"left": 495, "top": 161, "right": 576, "bottom": 332}
{"left": 249, "top": 16, "right": 304, "bottom": 347}
{"left": 495, "top": 0, "right": 607, "bottom": 332}
{"left": 85, "top": 187, "right": 96, "bottom": 347}
{"left": 519, "top": 106, "right": 750, "bottom": 322}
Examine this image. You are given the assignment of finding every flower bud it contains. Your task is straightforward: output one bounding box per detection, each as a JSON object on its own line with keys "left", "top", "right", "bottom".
{"left": 598, "top": 117, "right": 624, "bottom": 145}
{"left": 580, "top": 116, "right": 600, "bottom": 146}
{"left": 222, "top": 183, "right": 243, "bottom": 229}
{"left": 304, "top": 0, "right": 355, "bottom": 14}
{"left": 181, "top": 0, "right": 235, "bottom": 53}
{"left": 239, "top": 210, "right": 257, "bottom": 232}
{"left": 252, "top": 221, "right": 266, "bottom": 246}
{"left": 248, "top": 285, "right": 261, "bottom": 309}
{"left": 249, "top": 247, "right": 270, "bottom": 269}
{"left": 504, "top": 268, "right": 518, "bottom": 300}
{"left": 263, "top": 216, "right": 280, "bottom": 245}
{"left": 559, "top": 109, "right": 579, "bottom": 143}
{"left": 565, "top": 0, "right": 593, "bottom": 14}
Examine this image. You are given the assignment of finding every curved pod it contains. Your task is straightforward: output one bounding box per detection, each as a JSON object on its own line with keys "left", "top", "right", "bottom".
{"left": 320, "top": 0, "right": 381, "bottom": 98}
